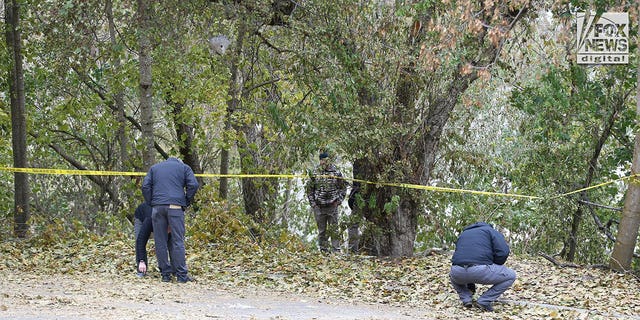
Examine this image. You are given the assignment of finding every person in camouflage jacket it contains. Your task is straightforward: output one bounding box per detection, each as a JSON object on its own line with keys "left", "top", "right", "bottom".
{"left": 306, "top": 151, "right": 347, "bottom": 252}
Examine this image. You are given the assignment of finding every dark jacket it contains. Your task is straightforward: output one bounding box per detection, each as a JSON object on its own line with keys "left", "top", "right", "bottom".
{"left": 306, "top": 164, "right": 347, "bottom": 207}
{"left": 134, "top": 202, "right": 151, "bottom": 222}
{"left": 135, "top": 203, "right": 153, "bottom": 264}
{"left": 141, "top": 157, "right": 199, "bottom": 207}
{"left": 451, "top": 222, "right": 510, "bottom": 266}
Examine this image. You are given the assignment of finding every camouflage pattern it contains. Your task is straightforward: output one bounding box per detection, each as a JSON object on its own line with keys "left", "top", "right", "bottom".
{"left": 306, "top": 164, "right": 347, "bottom": 207}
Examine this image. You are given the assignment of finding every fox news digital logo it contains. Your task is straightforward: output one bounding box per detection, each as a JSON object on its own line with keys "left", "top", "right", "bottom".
{"left": 576, "top": 12, "right": 629, "bottom": 64}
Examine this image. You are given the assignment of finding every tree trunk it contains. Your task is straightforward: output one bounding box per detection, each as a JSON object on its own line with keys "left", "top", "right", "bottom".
{"left": 391, "top": 198, "right": 419, "bottom": 256}
{"left": 137, "top": 0, "right": 155, "bottom": 169}
{"left": 106, "top": 0, "right": 128, "bottom": 171}
{"left": 356, "top": 182, "right": 419, "bottom": 257}
{"left": 610, "top": 134, "right": 640, "bottom": 271}
{"left": 610, "top": 25, "right": 640, "bottom": 270}
{"left": 218, "top": 16, "right": 247, "bottom": 200}
{"left": 564, "top": 206, "right": 582, "bottom": 261}
{"left": 167, "top": 96, "right": 203, "bottom": 185}
{"left": 5, "top": 0, "right": 30, "bottom": 238}
{"left": 237, "top": 124, "right": 278, "bottom": 231}
{"left": 105, "top": 0, "right": 129, "bottom": 216}
{"left": 218, "top": 124, "right": 231, "bottom": 199}
{"left": 238, "top": 125, "right": 263, "bottom": 222}
{"left": 356, "top": 70, "right": 475, "bottom": 257}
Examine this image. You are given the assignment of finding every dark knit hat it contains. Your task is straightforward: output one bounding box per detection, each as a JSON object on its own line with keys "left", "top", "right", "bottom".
{"left": 319, "top": 152, "right": 329, "bottom": 159}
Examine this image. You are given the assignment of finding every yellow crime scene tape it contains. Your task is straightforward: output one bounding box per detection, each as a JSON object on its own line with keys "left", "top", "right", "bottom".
{"left": 345, "top": 177, "right": 541, "bottom": 200}
{"left": 0, "top": 167, "right": 145, "bottom": 176}
{"left": 0, "top": 167, "right": 637, "bottom": 201}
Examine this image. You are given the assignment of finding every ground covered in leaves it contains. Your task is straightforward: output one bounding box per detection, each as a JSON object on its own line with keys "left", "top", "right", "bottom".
{"left": 1, "top": 232, "right": 639, "bottom": 319}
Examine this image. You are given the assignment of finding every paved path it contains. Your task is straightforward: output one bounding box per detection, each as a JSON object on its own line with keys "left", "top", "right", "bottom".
{"left": 0, "top": 273, "right": 444, "bottom": 320}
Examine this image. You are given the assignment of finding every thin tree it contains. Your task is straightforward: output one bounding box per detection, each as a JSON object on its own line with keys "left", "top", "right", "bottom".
{"left": 5, "top": 0, "right": 30, "bottom": 238}
{"left": 138, "top": 0, "right": 155, "bottom": 169}
{"left": 106, "top": 0, "right": 128, "bottom": 171}
{"left": 218, "top": 16, "right": 246, "bottom": 201}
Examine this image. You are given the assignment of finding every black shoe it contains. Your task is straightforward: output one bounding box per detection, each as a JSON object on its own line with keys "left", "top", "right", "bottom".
{"left": 463, "top": 301, "right": 473, "bottom": 308}
{"left": 161, "top": 274, "right": 172, "bottom": 283}
{"left": 475, "top": 302, "right": 494, "bottom": 312}
{"left": 177, "top": 276, "right": 195, "bottom": 283}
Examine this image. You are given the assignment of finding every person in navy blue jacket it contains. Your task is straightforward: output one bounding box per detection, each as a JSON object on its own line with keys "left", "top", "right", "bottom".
{"left": 449, "top": 222, "right": 516, "bottom": 312}
{"left": 142, "top": 157, "right": 199, "bottom": 283}
{"left": 134, "top": 202, "right": 175, "bottom": 277}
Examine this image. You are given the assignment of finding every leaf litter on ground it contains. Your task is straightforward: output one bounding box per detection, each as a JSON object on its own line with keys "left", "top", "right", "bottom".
{"left": 0, "top": 231, "right": 639, "bottom": 319}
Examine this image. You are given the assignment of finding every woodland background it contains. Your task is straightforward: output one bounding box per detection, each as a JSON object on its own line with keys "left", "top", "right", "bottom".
{"left": 2, "top": 0, "right": 640, "bottom": 273}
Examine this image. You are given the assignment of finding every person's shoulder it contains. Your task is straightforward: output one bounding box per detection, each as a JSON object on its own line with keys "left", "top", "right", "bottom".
{"left": 182, "top": 163, "right": 196, "bottom": 174}
{"left": 149, "top": 160, "right": 168, "bottom": 170}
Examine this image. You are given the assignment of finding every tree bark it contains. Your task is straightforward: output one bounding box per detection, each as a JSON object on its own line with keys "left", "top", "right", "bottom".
{"left": 106, "top": 0, "right": 128, "bottom": 171}
{"left": 610, "top": 134, "right": 640, "bottom": 271}
{"left": 610, "top": 20, "right": 640, "bottom": 270}
{"left": 390, "top": 198, "right": 419, "bottom": 256}
{"left": 238, "top": 124, "right": 276, "bottom": 229}
{"left": 218, "top": 14, "right": 247, "bottom": 200}
{"left": 5, "top": 0, "right": 30, "bottom": 238}
{"left": 166, "top": 94, "right": 203, "bottom": 185}
{"left": 137, "top": 0, "right": 155, "bottom": 169}
{"left": 235, "top": 100, "right": 280, "bottom": 228}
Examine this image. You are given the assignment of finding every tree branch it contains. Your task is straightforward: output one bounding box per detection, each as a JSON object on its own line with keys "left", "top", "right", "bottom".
{"left": 71, "top": 66, "right": 169, "bottom": 161}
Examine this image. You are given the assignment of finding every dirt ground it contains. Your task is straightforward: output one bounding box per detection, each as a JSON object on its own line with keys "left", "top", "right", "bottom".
{"left": 0, "top": 271, "right": 453, "bottom": 320}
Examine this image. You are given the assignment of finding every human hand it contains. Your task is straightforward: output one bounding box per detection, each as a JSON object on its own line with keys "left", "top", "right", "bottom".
{"left": 138, "top": 261, "right": 147, "bottom": 274}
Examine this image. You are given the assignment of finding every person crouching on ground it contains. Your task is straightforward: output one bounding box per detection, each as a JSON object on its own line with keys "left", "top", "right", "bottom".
{"left": 449, "top": 221, "right": 516, "bottom": 312}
